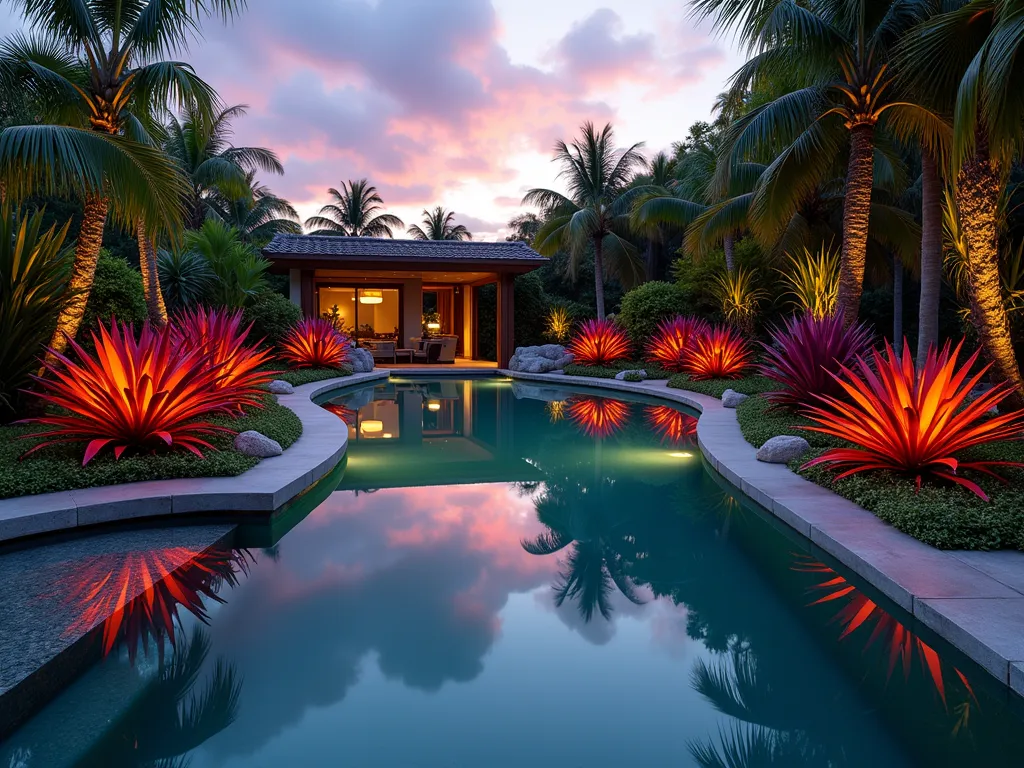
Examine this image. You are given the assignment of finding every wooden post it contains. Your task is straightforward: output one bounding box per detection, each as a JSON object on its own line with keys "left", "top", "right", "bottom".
{"left": 471, "top": 286, "right": 479, "bottom": 360}
{"left": 497, "top": 272, "right": 515, "bottom": 368}
{"left": 300, "top": 270, "right": 315, "bottom": 317}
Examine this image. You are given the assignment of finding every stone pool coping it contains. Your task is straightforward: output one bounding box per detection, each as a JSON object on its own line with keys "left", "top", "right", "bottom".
{"left": 502, "top": 369, "right": 1024, "bottom": 698}
{"left": 0, "top": 370, "right": 388, "bottom": 544}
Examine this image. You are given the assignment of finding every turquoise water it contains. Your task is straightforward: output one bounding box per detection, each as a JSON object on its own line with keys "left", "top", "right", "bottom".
{"left": 3, "top": 376, "right": 1024, "bottom": 766}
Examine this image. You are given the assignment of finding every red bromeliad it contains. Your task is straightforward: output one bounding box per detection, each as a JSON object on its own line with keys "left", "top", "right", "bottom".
{"left": 566, "top": 396, "right": 630, "bottom": 438}
{"left": 22, "top": 322, "right": 260, "bottom": 465}
{"left": 758, "top": 313, "right": 873, "bottom": 410}
{"left": 172, "top": 306, "right": 277, "bottom": 394}
{"left": 645, "top": 316, "right": 710, "bottom": 373}
{"left": 645, "top": 405, "right": 698, "bottom": 446}
{"left": 682, "top": 323, "right": 753, "bottom": 380}
{"left": 801, "top": 340, "right": 1024, "bottom": 499}
{"left": 567, "top": 319, "right": 631, "bottom": 367}
{"left": 280, "top": 317, "right": 350, "bottom": 369}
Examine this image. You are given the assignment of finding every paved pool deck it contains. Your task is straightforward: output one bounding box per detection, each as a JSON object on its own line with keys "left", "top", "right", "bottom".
{"left": 502, "top": 369, "right": 1024, "bottom": 698}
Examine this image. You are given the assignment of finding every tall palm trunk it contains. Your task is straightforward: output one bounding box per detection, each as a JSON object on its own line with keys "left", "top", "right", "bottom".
{"left": 955, "top": 138, "right": 1024, "bottom": 407}
{"left": 723, "top": 231, "right": 736, "bottom": 273}
{"left": 136, "top": 222, "right": 168, "bottom": 325}
{"left": 917, "top": 149, "right": 942, "bottom": 366}
{"left": 837, "top": 124, "right": 875, "bottom": 327}
{"left": 45, "top": 194, "right": 108, "bottom": 363}
{"left": 893, "top": 256, "right": 903, "bottom": 353}
{"left": 593, "top": 236, "right": 606, "bottom": 321}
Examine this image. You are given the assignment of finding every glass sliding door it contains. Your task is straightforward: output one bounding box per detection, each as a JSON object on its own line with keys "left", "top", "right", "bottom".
{"left": 318, "top": 286, "right": 400, "bottom": 341}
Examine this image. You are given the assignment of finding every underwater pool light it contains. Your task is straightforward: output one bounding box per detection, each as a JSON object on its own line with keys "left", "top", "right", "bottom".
{"left": 668, "top": 451, "right": 694, "bottom": 459}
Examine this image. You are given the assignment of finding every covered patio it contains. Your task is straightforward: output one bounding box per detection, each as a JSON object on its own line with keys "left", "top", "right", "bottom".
{"left": 263, "top": 235, "right": 547, "bottom": 367}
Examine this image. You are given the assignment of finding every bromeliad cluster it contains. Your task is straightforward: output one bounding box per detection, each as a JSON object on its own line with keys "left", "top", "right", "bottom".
{"left": 280, "top": 317, "right": 350, "bottom": 369}
{"left": 800, "top": 340, "right": 1024, "bottom": 500}
{"left": 645, "top": 315, "right": 752, "bottom": 379}
{"left": 21, "top": 309, "right": 277, "bottom": 466}
{"left": 567, "top": 319, "right": 631, "bottom": 367}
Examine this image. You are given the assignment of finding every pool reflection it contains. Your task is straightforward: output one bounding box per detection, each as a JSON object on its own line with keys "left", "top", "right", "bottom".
{"left": 4, "top": 378, "right": 1024, "bottom": 767}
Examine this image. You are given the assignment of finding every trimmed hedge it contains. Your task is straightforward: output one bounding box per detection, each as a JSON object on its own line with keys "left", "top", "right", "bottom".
{"left": 0, "top": 395, "right": 302, "bottom": 500}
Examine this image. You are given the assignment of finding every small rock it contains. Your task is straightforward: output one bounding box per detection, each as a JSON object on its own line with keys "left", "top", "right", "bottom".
{"left": 614, "top": 369, "right": 647, "bottom": 381}
{"left": 349, "top": 347, "right": 375, "bottom": 373}
{"left": 234, "top": 430, "right": 283, "bottom": 458}
{"left": 721, "top": 389, "right": 749, "bottom": 408}
{"left": 756, "top": 435, "right": 811, "bottom": 463}
{"left": 268, "top": 380, "right": 294, "bottom": 395}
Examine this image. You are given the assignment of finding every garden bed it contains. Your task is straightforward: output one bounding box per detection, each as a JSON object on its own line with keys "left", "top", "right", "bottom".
{"left": 273, "top": 367, "right": 353, "bottom": 387}
{"left": 717, "top": 377, "right": 1024, "bottom": 551}
{"left": 0, "top": 395, "right": 302, "bottom": 500}
{"left": 667, "top": 373, "right": 775, "bottom": 398}
{"left": 563, "top": 362, "right": 671, "bottom": 380}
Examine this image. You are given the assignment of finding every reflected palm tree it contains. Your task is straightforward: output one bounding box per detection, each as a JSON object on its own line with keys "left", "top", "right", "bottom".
{"left": 79, "top": 626, "right": 242, "bottom": 766}
{"left": 56, "top": 547, "right": 251, "bottom": 663}
{"left": 689, "top": 722, "right": 832, "bottom": 768}
{"left": 522, "top": 479, "right": 645, "bottom": 622}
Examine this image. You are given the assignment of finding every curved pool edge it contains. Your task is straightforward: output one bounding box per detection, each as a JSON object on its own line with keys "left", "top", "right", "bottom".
{"left": 0, "top": 370, "right": 389, "bottom": 545}
{"left": 500, "top": 368, "right": 1024, "bottom": 697}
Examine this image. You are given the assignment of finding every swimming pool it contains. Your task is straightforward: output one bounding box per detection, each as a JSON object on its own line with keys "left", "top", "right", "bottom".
{"left": 2, "top": 376, "right": 1023, "bottom": 766}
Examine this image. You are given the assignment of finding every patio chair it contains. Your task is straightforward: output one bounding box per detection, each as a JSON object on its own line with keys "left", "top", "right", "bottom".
{"left": 369, "top": 341, "right": 396, "bottom": 364}
{"left": 412, "top": 341, "right": 443, "bottom": 364}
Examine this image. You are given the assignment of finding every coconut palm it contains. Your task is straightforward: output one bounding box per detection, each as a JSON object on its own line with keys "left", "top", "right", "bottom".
{"left": 524, "top": 122, "right": 649, "bottom": 319}
{"left": 406, "top": 206, "right": 472, "bottom": 241}
{"left": 691, "top": 0, "right": 944, "bottom": 326}
{"left": 165, "top": 103, "right": 285, "bottom": 228}
{"left": 0, "top": 0, "right": 243, "bottom": 348}
{"left": 305, "top": 179, "right": 404, "bottom": 237}
{"left": 206, "top": 172, "right": 301, "bottom": 244}
{"left": 899, "top": 0, "right": 1024, "bottom": 399}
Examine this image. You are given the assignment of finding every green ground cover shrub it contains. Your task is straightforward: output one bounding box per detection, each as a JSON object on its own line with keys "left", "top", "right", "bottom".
{"left": 244, "top": 289, "right": 302, "bottom": 346}
{"left": 0, "top": 395, "right": 302, "bottom": 500}
{"left": 275, "top": 367, "right": 354, "bottom": 386}
{"left": 563, "top": 361, "right": 671, "bottom": 380}
{"left": 81, "top": 251, "right": 148, "bottom": 332}
{"left": 666, "top": 373, "right": 775, "bottom": 398}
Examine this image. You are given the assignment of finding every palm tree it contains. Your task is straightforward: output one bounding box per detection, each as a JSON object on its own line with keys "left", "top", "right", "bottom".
{"left": 206, "top": 172, "right": 301, "bottom": 244}
{"left": 900, "top": 0, "right": 1024, "bottom": 399}
{"left": 165, "top": 103, "right": 285, "bottom": 229}
{"left": 691, "top": 0, "right": 943, "bottom": 326}
{"left": 0, "top": 0, "right": 243, "bottom": 346}
{"left": 305, "top": 179, "right": 404, "bottom": 237}
{"left": 524, "top": 122, "right": 649, "bottom": 320}
{"left": 406, "top": 206, "right": 472, "bottom": 241}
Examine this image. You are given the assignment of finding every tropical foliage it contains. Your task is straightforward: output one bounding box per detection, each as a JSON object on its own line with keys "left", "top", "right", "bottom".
{"left": 683, "top": 324, "right": 753, "bottom": 380}
{"left": 407, "top": 206, "right": 472, "bottom": 241}
{"left": 279, "top": 318, "right": 350, "bottom": 369}
{"left": 780, "top": 245, "right": 841, "bottom": 319}
{"left": 306, "top": 179, "right": 404, "bottom": 237}
{"left": 171, "top": 307, "right": 276, "bottom": 395}
{"left": 184, "top": 220, "right": 268, "bottom": 308}
{"left": 566, "top": 319, "right": 631, "bottom": 367}
{"left": 758, "top": 314, "right": 873, "bottom": 410}
{"left": 801, "top": 341, "right": 1024, "bottom": 499}
{"left": 21, "top": 321, "right": 264, "bottom": 465}
{"left": 646, "top": 315, "right": 711, "bottom": 373}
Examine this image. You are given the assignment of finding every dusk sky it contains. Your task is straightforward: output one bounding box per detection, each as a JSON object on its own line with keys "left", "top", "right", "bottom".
{"left": 1, "top": 0, "right": 744, "bottom": 240}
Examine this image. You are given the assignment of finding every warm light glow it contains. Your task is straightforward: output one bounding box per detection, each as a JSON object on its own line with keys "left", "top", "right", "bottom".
{"left": 22, "top": 321, "right": 262, "bottom": 464}
{"left": 383, "top": 433, "right": 393, "bottom": 439}
{"left": 646, "top": 316, "right": 710, "bottom": 372}
{"left": 566, "top": 319, "right": 631, "bottom": 367}
{"left": 801, "top": 340, "right": 1024, "bottom": 499}
{"left": 427, "top": 400, "right": 442, "bottom": 411}
{"left": 546, "top": 400, "right": 566, "bottom": 423}
{"left": 682, "top": 323, "right": 753, "bottom": 380}
{"left": 359, "top": 289, "right": 384, "bottom": 305}
{"left": 280, "top": 318, "right": 350, "bottom": 369}
{"left": 645, "top": 405, "right": 698, "bottom": 446}
{"left": 668, "top": 451, "right": 693, "bottom": 459}
{"left": 566, "top": 396, "right": 630, "bottom": 438}
{"left": 361, "top": 419, "right": 384, "bottom": 434}
{"left": 426, "top": 322, "right": 441, "bottom": 330}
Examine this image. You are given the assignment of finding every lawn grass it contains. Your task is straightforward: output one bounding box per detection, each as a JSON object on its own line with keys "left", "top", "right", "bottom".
{"left": 563, "top": 361, "right": 672, "bottom": 380}
{"left": 0, "top": 395, "right": 302, "bottom": 500}
{"left": 729, "top": 382, "right": 1024, "bottom": 551}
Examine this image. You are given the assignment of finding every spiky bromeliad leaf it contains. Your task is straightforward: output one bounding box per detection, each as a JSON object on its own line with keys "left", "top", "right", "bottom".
{"left": 683, "top": 324, "right": 754, "bottom": 380}
{"left": 279, "top": 317, "right": 350, "bottom": 369}
{"left": 645, "top": 315, "right": 711, "bottom": 372}
{"left": 800, "top": 340, "right": 1024, "bottom": 499}
{"left": 566, "top": 319, "right": 631, "bottom": 367}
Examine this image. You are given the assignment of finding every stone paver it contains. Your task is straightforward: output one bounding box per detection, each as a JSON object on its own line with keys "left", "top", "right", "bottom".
{"left": 0, "top": 370, "right": 388, "bottom": 543}
{"left": 503, "top": 369, "right": 1024, "bottom": 696}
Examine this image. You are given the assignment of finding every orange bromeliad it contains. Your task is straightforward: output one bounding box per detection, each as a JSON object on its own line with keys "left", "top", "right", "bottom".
{"left": 645, "top": 316, "right": 709, "bottom": 373}
{"left": 22, "top": 322, "right": 264, "bottom": 465}
{"left": 566, "top": 319, "right": 631, "bottom": 367}
{"left": 280, "top": 317, "right": 350, "bottom": 369}
{"left": 682, "top": 323, "right": 753, "bottom": 380}
{"left": 172, "top": 306, "right": 277, "bottom": 395}
{"left": 645, "top": 405, "right": 698, "bottom": 446}
{"left": 801, "top": 340, "right": 1024, "bottom": 499}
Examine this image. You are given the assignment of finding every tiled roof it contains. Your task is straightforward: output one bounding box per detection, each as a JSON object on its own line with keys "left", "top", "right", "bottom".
{"left": 263, "top": 234, "right": 546, "bottom": 262}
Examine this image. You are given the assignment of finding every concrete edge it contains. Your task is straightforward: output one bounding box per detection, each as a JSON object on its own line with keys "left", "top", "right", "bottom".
{"left": 0, "top": 370, "right": 389, "bottom": 544}
{"left": 501, "top": 369, "right": 1024, "bottom": 694}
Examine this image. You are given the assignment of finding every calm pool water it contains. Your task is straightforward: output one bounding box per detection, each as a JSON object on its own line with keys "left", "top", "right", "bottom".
{"left": 3, "top": 376, "right": 1024, "bottom": 766}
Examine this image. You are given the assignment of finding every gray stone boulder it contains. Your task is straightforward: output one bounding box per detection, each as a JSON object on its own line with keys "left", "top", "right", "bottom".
{"left": 721, "top": 389, "right": 749, "bottom": 408}
{"left": 508, "top": 344, "right": 574, "bottom": 374}
{"left": 756, "top": 435, "right": 811, "bottom": 464}
{"left": 348, "top": 347, "right": 375, "bottom": 373}
{"left": 614, "top": 369, "right": 647, "bottom": 381}
{"left": 268, "top": 380, "right": 294, "bottom": 395}
{"left": 234, "top": 430, "right": 283, "bottom": 458}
